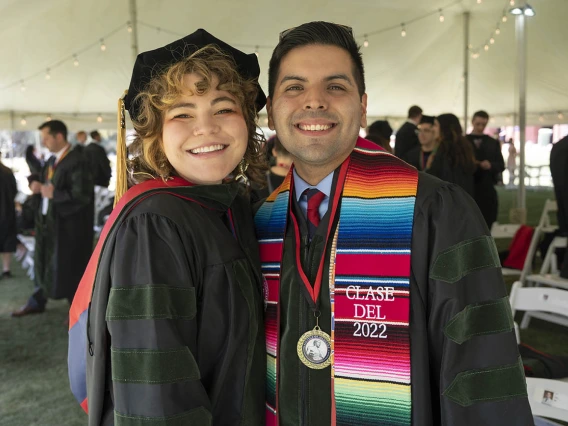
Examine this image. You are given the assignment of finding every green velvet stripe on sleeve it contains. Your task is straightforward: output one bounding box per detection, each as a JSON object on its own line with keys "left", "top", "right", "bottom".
{"left": 444, "top": 297, "right": 514, "bottom": 344}
{"left": 106, "top": 285, "right": 196, "bottom": 320}
{"left": 430, "top": 235, "right": 501, "bottom": 283}
{"left": 111, "top": 347, "right": 200, "bottom": 384}
{"left": 443, "top": 357, "right": 527, "bottom": 407}
{"left": 114, "top": 406, "right": 212, "bottom": 426}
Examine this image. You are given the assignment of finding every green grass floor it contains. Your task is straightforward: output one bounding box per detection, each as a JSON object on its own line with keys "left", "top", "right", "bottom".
{"left": 0, "top": 187, "right": 567, "bottom": 425}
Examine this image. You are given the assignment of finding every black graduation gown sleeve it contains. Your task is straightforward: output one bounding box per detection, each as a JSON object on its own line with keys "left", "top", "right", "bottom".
{"left": 409, "top": 173, "right": 534, "bottom": 426}
{"left": 106, "top": 212, "right": 213, "bottom": 425}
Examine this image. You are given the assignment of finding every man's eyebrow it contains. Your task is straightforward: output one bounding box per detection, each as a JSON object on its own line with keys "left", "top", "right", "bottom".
{"left": 279, "top": 75, "right": 308, "bottom": 85}
{"left": 324, "top": 74, "right": 353, "bottom": 86}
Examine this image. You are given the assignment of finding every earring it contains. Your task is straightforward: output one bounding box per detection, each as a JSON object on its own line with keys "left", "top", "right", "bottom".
{"left": 235, "top": 159, "right": 249, "bottom": 185}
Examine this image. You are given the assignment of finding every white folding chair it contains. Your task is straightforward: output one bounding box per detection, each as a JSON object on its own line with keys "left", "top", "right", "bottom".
{"left": 510, "top": 280, "right": 568, "bottom": 330}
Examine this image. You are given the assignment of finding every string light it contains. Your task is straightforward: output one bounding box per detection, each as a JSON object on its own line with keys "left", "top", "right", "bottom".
{"left": 477, "top": 0, "right": 482, "bottom": 4}
{"left": 363, "top": 35, "right": 369, "bottom": 47}
{"left": 100, "top": 39, "right": 106, "bottom": 51}
{"left": 20, "top": 117, "right": 27, "bottom": 126}
{"left": 45, "top": 68, "right": 51, "bottom": 80}
{"left": 127, "top": 22, "right": 133, "bottom": 33}
{"left": 97, "top": 114, "right": 103, "bottom": 123}
{"left": 495, "top": 27, "right": 501, "bottom": 35}
{"left": 484, "top": 44, "right": 489, "bottom": 51}
{"left": 439, "top": 9, "right": 445, "bottom": 22}
{"left": 502, "top": 15, "right": 508, "bottom": 23}
{"left": 510, "top": 0, "right": 515, "bottom": 5}
{"left": 472, "top": 51, "right": 480, "bottom": 59}
{"left": 46, "top": 115, "right": 52, "bottom": 121}
{"left": 558, "top": 112, "right": 564, "bottom": 120}
{"left": 490, "top": 37, "right": 495, "bottom": 44}
{"left": 539, "top": 114, "right": 544, "bottom": 122}
{"left": 20, "top": 80, "right": 26, "bottom": 92}
{"left": 73, "top": 54, "right": 79, "bottom": 67}
{"left": 401, "top": 24, "right": 406, "bottom": 37}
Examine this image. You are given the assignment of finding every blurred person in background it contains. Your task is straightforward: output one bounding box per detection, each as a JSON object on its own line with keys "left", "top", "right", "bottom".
{"left": 403, "top": 115, "right": 437, "bottom": 170}
{"left": 394, "top": 105, "right": 422, "bottom": 159}
{"left": 365, "top": 120, "right": 393, "bottom": 153}
{"left": 0, "top": 158, "right": 17, "bottom": 278}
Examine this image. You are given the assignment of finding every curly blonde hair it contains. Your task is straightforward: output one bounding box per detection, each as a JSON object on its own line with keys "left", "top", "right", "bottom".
{"left": 127, "top": 44, "right": 267, "bottom": 186}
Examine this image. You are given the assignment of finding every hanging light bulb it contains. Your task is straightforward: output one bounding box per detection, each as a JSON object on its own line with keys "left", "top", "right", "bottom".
{"left": 73, "top": 54, "right": 79, "bottom": 67}
{"left": 484, "top": 44, "right": 489, "bottom": 51}
{"left": 45, "top": 68, "right": 51, "bottom": 80}
{"left": 472, "top": 51, "right": 480, "bottom": 59}
{"left": 46, "top": 115, "right": 52, "bottom": 121}
{"left": 510, "top": 0, "right": 515, "bottom": 5}
{"left": 20, "top": 80, "right": 26, "bottom": 92}
{"left": 495, "top": 27, "right": 501, "bottom": 35}
{"left": 477, "top": 0, "right": 482, "bottom": 4}
{"left": 97, "top": 114, "right": 103, "bottom": 123}
{"left": 558, "top": 112, "right": 564, "bottom": 120}
{"left": 538, "top": 114, "right": 544, "bottom": 122}
{"left": 100, "top": 39, "right": 106, "bottom": 51}
{"left": 363, "top": 35, "right": 369, "bottom": 47}
{"left": 20, "top": 116, "right": 27, "bottom": 126}
{"left": 439, "top": 9, "right": 445, "bottom": 22}
{"left": 490, "top": 37, "right": 495, "bottom": 44}
{"left": 506, "top": 115, "right": 511, "bottom": 123}
{"left": 401, "top": 24, "right": 406, "bottom": 37}
{"left": 502, "top": 15, "right": 508, "bottom": 23}
{"left": 127, "top": 21, "right": 133, "bottom": 33}
{"left": 468, "top": 43, "right": 473, "bottom": 49}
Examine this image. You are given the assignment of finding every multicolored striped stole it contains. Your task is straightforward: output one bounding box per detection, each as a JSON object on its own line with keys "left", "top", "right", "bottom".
{"left": 255, "top": 137, "right": 418, "bottom": 426}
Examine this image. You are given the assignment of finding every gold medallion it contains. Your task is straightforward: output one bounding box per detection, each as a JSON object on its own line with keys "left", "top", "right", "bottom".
{"left": 297, "top": 327, "right": 332, "bottom": 369}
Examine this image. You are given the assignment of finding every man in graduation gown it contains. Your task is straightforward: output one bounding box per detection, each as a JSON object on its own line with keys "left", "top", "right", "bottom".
{"left": 12, "top": 120, "right": 94, "bottom": 316}
{"left": 255, "top": 22, "right": 533, "bottom": 426}
{"left": 403, "top": 115, "right": 437, "bottom": 171}
{"left": 466, "top": 110, "right": 505, "bottom": 228}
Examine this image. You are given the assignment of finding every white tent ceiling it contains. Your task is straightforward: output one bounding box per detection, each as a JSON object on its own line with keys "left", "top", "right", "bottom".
{"left": 1, "top": 0, "right": 567, "bottom": 131}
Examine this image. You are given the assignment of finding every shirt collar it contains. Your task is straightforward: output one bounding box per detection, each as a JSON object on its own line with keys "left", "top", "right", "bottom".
{"left": 293, "top": 168, "right": 334, "bottom": 202}
{"left": 53, "top": 143, "right": 70, "bottom": 163}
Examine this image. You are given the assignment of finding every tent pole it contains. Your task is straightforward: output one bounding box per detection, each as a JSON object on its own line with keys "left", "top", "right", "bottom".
{"left": 515, "top": 12, "right": 527, "bottom": 220}
{"left": 9, "top": 110, "right": 15, "bottom": 168}
{"left": 129, "top": 0, "right": 139, "bottom": 63}
{"left": 463, "top": 12, "right": 470, "bottom": 131}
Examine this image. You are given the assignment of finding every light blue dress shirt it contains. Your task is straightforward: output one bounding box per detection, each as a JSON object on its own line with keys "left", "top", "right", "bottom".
{"left": 293, "top": 169, "right": 334, "bottom": 221}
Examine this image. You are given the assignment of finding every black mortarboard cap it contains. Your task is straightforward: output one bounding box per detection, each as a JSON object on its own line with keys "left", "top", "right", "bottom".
{"left": 124, "top": 28, "right": 266, "bottom": 122}
{"left": 420, "top": 115, "right": 435, "bottom": 125}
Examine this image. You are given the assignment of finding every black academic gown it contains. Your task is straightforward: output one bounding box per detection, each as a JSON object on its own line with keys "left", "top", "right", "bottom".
{"left": 84, "top": 143, "right": 111, "bottom": 187}
{"left": 82, "top": 183, "right": 265, "bottom": 426}
{"left": 466, "top": 134, "right": 505, "bottom": 227}
{"left": 0, "top": 163, "right": 18, "bottom": 252}
{"left": 395, "top": 121, "right": 419, "bottom": 159}
{"left": 426, "top": 147, "right": 475, "bottom": 197}
{"left": 550, "top": 135, "right": 568, "bottom": 277}
{"left": 34, "top": 145, "right": 94, "bottom": 300}
{"left": 266, "top": 171, "right": 532, "bottom": 426}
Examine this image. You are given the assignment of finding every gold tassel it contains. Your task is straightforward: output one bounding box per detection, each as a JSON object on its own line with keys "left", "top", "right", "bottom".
{"left": 114, "top": 90, "right": 128, "bottom": 207}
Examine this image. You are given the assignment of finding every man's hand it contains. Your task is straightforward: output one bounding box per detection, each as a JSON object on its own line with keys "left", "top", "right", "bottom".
{"left": 479, "top": 160, "right": 491, "bottom": 170}
{"left": 30, "top": 181, "right": 42, "bottom": 194}
{"left": 41, "top": 183, "right": 54, "bottom": 199}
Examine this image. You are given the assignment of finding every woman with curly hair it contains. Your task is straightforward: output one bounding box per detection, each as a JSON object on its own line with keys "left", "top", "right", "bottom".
{"left": 69, "top": 30, "right": 266, "bottom": 426}
{"left": 427, "top": 113, "right": 476, "bottom": 196}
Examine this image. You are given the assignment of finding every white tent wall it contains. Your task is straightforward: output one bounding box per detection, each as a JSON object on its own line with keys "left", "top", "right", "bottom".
{"left": 1, "top": 0, "right": 567, "bottom": 131}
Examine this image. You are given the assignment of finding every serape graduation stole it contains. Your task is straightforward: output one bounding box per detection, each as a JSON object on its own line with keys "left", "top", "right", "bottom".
{"left": 254, "top": 137, "right": 418, "bottom": 426}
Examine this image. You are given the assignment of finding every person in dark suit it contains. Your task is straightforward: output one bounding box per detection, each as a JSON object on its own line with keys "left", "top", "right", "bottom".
{"left": 84, "top": 131, "right": 111, "bottom": 187}
{"left": 403, "top": 115, "right": 436, "bottom": 170}
{"left": 550, "top": 135, "right": 568, "bottom": 278}
{"left": 394, "top": 105, "right": 422, "bottom": 159}
{"left": 466, "top": 110, "right": 505, "bottom": 228}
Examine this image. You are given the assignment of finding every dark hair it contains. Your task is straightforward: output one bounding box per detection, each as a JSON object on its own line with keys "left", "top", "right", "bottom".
{"left": 367, "top": 120, "right": 392, "bottom": 141}
{"left": 408, "top": 105, "right": 423, "bottom": 119}
{"left": 365, "top": 133, "right": 393, "bottom": 153}
{"left": 436, "top": 113, "right": 475, "bottom": 171}
{"left": 90, "top": 130, "right": 100, "bottom": 139}
{"left": 268, "top": 21, "right": 365, "bottom": 98}
{"left": 38, "top": 120, "right": 68, "bottom": 140}
{"left": 472, "top": 110, "right": 489, "bottom": 120}
{"left": 27, "top": 173, "right": 40, "bottom": 185}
